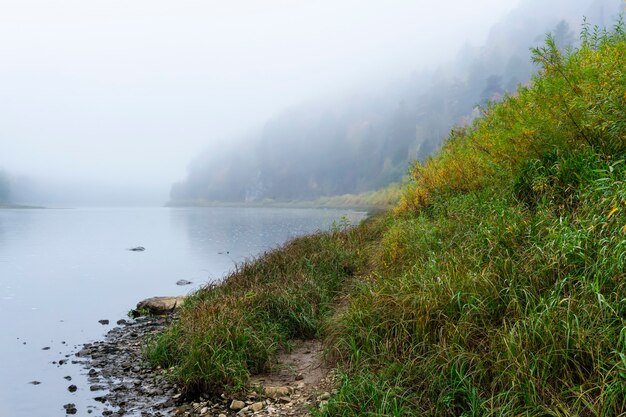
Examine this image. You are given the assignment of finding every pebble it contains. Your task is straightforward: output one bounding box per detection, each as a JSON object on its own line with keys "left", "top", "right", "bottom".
{"left": 68, "top": 384, "right": 77, "bottom": 392}
{"left": 250, "top": 401, "right": 264, "bottom": 412}
{"left": 230, "top": 400, "right": 246, "bottom": 410}
{"left": 63, "top": 403, "right": 77, "bottom": 414}
{"left": 98, "top": 319, "right": 110, "bottom": 325}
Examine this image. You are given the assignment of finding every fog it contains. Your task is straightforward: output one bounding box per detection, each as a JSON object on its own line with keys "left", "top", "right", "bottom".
{"left": 0, "top": 0, "right": 522, "bottom": 205}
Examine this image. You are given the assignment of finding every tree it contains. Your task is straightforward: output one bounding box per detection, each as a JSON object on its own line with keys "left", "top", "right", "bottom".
{"left": 553, "top": 20, "right": 575, "bottom": 51}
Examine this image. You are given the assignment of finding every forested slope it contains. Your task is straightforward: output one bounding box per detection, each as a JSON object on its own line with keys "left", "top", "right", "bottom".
{"left": 170, "top": 0, "right": 621, "bottom": 205}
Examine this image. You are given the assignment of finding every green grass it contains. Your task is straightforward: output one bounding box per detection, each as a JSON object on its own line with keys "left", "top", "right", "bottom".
{"left": 146, "top": 219, "right": 383, "bottom": 394}
{"left": 148, "top": 21, "right": 626, "bottom": 415}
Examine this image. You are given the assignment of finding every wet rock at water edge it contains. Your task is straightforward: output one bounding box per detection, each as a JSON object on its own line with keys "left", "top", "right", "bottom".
{"left": 134, "top": 296, "right": 187, "bottom": 316}
{"left": 63, "top": 403, "right": 77, "bottom": 414}
{"left": 29, "top": 380, "right": 41, "bottom": 385}
{"left": 98, "top": 319, "right": 110, "bottom": 325}
{"left": 176, "top": 279, "right": 192, "bottom": 286}
{"left": 42, "top": 346, "right": 50, "bottom": 350}
{"left": 128, "top": 246, "right": 145, "bottom": 252}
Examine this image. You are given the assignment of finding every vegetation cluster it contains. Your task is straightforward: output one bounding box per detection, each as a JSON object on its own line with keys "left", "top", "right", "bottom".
{"left": 148, "top": 22, "right": 626, "bottom": 416}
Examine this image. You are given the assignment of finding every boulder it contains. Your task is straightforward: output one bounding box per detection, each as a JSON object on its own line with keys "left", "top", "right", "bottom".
{"left": 135, "top": 296, "right": 187, "bottom": 316}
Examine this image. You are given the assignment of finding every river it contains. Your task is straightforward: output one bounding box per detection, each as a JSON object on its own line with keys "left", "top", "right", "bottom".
{"left": 0, "top": 206, "right": 366, "bottom": 416}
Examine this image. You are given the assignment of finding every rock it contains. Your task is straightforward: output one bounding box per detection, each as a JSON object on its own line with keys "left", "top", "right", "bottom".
{"left": 199, "top": 406, "right": 209, "bottom": 415}
{"left": 219, "top": 414, "right": 227, "bottom": 417}
{"left": 230, "top": 400, "right": 246, "bottom": 410}
{"left": 63, "top": 403, "right": 77, "bottom": 414}
{"left": 29, "top": 381, "right": 41, "bottom": 385}
{"left": 318, "top": 392, "right": 331, "bottom": 401}
{"left": 68, "top": 384, "right": 77, "bottom": 392}
{"left": 128, "top": 246, "right": 145, "bottom": 252}
{"left": 116, "top": 319, "right": 128, "bottom": 325}
{"left": 98, "top": 319, "right": 109, "bottom": 325}
{"left": 42, "top": 346, "right": 50, "bottom": 350}
{"left": 176, "top": 279, "right": 193, "bottom": 286}
{"left": 250, "top": 402, "right": 264, "bottom": 412}
{"left": 135, "top": 296, "right": 187, "bottom": 316}
{"left": 264, "top": 386, "right": 290, "bottom": 398}
{"left": 64, "top": 376, "right": 72, "bottom": 381}
{"left": 90, "top": 384, "right": 105, "bottom": 391}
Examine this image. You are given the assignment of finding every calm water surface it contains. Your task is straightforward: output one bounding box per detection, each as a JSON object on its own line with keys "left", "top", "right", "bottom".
{"left": 0, "top": 207, "right": 366, "bottom": 416}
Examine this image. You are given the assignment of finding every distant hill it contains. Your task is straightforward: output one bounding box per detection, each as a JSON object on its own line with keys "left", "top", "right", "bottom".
{"left": 170, "top": 0, "right": 622, "bottom": 205}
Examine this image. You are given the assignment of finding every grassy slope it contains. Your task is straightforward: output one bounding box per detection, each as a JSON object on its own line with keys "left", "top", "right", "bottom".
{"left": 148, "top": 24, "right": 626, "bottom": 416}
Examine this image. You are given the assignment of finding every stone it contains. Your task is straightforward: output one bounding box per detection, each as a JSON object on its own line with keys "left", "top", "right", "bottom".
{"left": 219, "top": 414, "right": 227, "bottom": 417}
{"left": 199, "top": 406, "right": 209, "bottom": 415}
{"left": 68, "top": 384, "right": 77, "bottom": 392}
{"left": 318, "top": 392, "right": 331, "bottom": 401}
{"left": 29, "top": 381, "right": 41, "bottom": 385}
{"left": 264, "top": 386, "right": 290, "bottom": 398}
{"left": 176, "top": 279, "right": 193, "bottom": 286}
{"left": 128, "top": 246, "right": 145, "bottom": 252}
{"left": 230, "top": 400, "right": 246, "bottom": 410}
{"left": 135, "top": 296, "right": 187, "bottom": 315}
{"left": 250, "top": 402, "right": 264, "bottom": 412}
{"left": 63, "top": 403, "right": 77, "bottom": 414}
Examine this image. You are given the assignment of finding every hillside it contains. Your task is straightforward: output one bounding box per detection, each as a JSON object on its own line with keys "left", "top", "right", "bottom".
{"left": 169, "top": 0, "right": 621, "bottom": 206}
{"left": 147, "top": 19, "right": 626, "bottom": 416}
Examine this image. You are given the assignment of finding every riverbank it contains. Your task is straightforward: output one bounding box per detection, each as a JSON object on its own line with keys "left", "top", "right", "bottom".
{"left": 143, "top": 26, "right": 626, "bottom": 416}
{"left": 165, "top": 182, "right": 402, "bottom": 213}
{"left": 78, "top": 313, "right": 340, "bottom": 417}
{"left": 0, "top": 202, "right": 45, "bottom": 209}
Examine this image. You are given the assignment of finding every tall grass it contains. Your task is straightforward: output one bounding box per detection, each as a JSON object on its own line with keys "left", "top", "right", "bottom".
{"left": 146, "top": 219, "right": 383, "bottom": 394}
{"left": 148, "top": 21, "right": 626, "bottom": 416}
{"left": 323, "top": 22, "right": 626, "bottom": 416}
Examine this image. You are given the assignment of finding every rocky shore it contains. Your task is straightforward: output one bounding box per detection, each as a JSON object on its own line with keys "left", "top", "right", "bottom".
{"left": 74, "top": 299, "right": 336, "bottom": 417}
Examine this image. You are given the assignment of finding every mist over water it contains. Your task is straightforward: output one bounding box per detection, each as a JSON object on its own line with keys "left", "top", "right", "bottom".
{"left": 0, "top": 0, "right": 528, "bottom": 205}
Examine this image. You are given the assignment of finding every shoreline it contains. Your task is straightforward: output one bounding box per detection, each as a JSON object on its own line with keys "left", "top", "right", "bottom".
{"left": 75, "top": 311, "right": 336, "bottom": 417}
{"left": 73, "top": 315, "right": 177, "bottom": 416}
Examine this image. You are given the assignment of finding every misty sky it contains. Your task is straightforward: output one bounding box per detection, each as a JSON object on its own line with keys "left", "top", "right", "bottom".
{"left": 0, "top": 0, "right": 520, "bottom": 203}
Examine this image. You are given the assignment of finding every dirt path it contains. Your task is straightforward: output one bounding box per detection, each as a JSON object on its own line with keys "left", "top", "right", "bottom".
{"left": 172, "top": 340, "right": 336, "bottom": 416}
